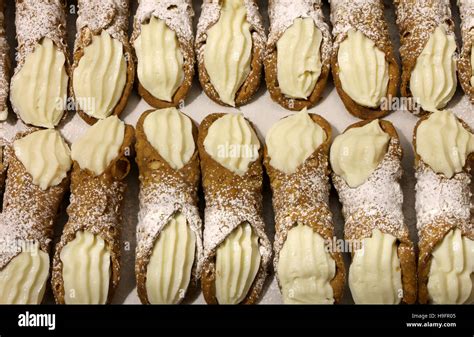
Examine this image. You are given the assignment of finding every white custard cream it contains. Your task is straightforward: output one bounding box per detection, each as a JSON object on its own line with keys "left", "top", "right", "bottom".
{"left": 215, "top": 222, "right": 261, "bottom": 304}
{"left": 143, "top": 108, "right": 195, "bottom": 170}
{"left": 73, "top": 31, "right": 127, "bottom": 119}
{"left": 410, "top": 26, "right": 457, "bottom": 112}
{"left": 204, "top": 114, "right": 260, "bottom": 176}
{"left": 204, "top": 0, "right": 252, "bottom": 106}
{"left": 266, "top": 109, "right": 326, "bottom": 174}
{"left": 277, "top": 18, "right": 323, "bottom": 99}
{"left": 428, "top": 229, "right": 474, "bottom": 304}
{"left": 71, "top": 116, "right": 125, "bottom": 176}
{"left": 349, "top": 229, "right": 403, "bottom": 304}
{"left": 337, "top": 29, "right": 389, "bottom": 108}
{"left": 60, "top": 231, "right": 111, "bottom": 304}
{"left": 416, "top": 110, "right": 474, "bottom": 178}
{"left": 0, "top": 243, "right": 49, "bottom": 304}
{"left": 146, "top": 213, "right": 196, "bottom": 304}
{"left": 14, "top": 129, "right": 72, "bottom": 190}
{"left": 134, "top": 16, "right": 184, "bottom": 102}
{"left": 330, "top": 120, "right": 390, "bottom": 188}
{"left": 277, "top": 224, "right": 336, "bottom": 304}
{"left": 10, "top": 38, "right": 68, "bottom": 128}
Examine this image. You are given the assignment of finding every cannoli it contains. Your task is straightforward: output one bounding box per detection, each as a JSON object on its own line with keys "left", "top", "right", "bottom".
{"left": 135, "top": 108, "right": 203, "bottom": 304}
{"left": 0, "top": 129, "right": 71, "bottom": 304}
{"left": 264, "top": 0, "right": 331, "bottom": 111}
{"left": 196, "top": 0, "right": 266, "bottom": 107}
{"left": 0, "top": 0, "right": 9, "bottom": 122}
{"left": 330, "top": 119, "right": 417, "bottom": 304}
{"left": 458, "top": 0, "right": 474, "bottom": 103}
{"left": 52, "top": 116, "right": 134, "bottom": 304}
{"left": 131, "top": 0, "right": 195, "bottom": 109}
{"left": 330, "top": 0, "right": 399, "bottom": 120}
{"left": 394, "top": 0, "right": 457, "bottom": 114}
{"left": 10, "top": 0, "right": 70, "bottom": 128}
{"left": 72, "top": 0, "right": 135, "bottom": 125}
{"left": 264, "top": 110, "right": 345, "bottom": 304}
{"left": 198, "top": 113, "right": 272, "bottom": 304}
{"left": 414, "top": 110, "right": 474, "bottom": 304}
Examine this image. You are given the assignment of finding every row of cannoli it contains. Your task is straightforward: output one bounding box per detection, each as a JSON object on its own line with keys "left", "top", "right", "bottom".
{"left": 0, "top": 106, "right": 472, "bottom": 305}
{"left": 1, "top": 0, "right": 473, "bottom": 127}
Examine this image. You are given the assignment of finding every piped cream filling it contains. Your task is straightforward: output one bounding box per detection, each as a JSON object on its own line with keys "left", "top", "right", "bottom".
{"left": 14, "top": 129, "right": 71, "bottom": 190}
{"left": 416, "top": 110, "right": 474, "bottom": 178}
{"left": 349, "top": 229, "right": 403, "bottom": 304}
{"left": 146, "top": 213, "right": 196, "bottom": 304}
{"left": 73, "top": 31, "right": 127, "bottom": 119}
{"left": 10, "top": 38, "right": 68, "bottom": 128}
{"left": 277, "top": 18, "right": 322, "bottom": 99}
{"left": 330, "top": 120, "right": 390, "bottom": 188}
{"left": 337, "top": 29, "right": 389, "bottom": 108}
{"left": 203, "top": 0, "right": 252, "bottom": 106}
{"left": 266, "top": 109, "right": 326, "bottom": 175}
{"left": 215, "top": 222, "right": 261, "bottom": 304}
{"left": 143, "top": 108, "right": 194, "bottom": 170}
{"left": 471, "top": 45, "right": 474, "bottom": 87}
{"left": 277, "top": 224, "right": 335, "bottom": 304}
{"left": 410, "top": 25, "right": 457, "bottom": 112}
{"left": 60, "top": 231, "right": 111, "bottom": 305}
{"left": 428, "top": 229, "right": 474, "bottom": 304}
{"left": 71, "top": 116, "right": 125, "bottom": 176}
{"left": 203, "top": 114, "right": 260, "bottom": 176}
{"left": 0, "top": 243, "right": 49, "bottom": 304}
{"left": 134, "top": 16, "right": 184, "bottom": 102}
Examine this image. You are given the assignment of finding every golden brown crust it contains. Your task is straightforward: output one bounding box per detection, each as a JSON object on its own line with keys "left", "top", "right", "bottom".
{"left": 263, "top": 114, "right": 346, "bottom": 303}
{"left": 51, "top": 126, "right": 134, "bottom": 304}
{"left": 333, "top": 120, "right": 417, "bottom": 304}
{"left": 265, "top": 0, "right": 332, "bottom": 111}
{"left": 0, "top": 130, "right": 70, "bottom": 272}
{"left": 413, "top": 114, "right": 474, "bottom": 304}
{"left": 330, "top": 0, "right": 399, "bottom": 119}
{"left": 196, "top": 0, "right": 266, "bottom": 107}
{"left": 134, "top": 109, "right": 202, "bottom": 305}
{"left": 394, "top": 0, "right": 457, "bottom": 114}
{"left": 198, "top": 113, "right": 272, "bottom": 305}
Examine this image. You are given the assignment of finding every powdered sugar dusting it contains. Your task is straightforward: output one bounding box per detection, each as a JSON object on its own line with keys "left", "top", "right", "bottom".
{"left": 267, "top": 0, "right": 332, "bottom": 65}
{"left": 415, "top": 161, "right": 472, "bottom": 233}
{"left": 459, "top": 0, "right": 474, "bottom": 40}
{"left": 332, "top": 138, "right": 407, "bottom": 240}
{"left": 14, "top": 0, "right": 67, "bottom": 69}
{"left": 132, "top": 0, "right": 194, "bottom": 42}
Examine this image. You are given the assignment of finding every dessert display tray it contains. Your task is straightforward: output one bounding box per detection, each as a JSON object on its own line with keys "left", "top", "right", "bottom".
{"left": 1, "top": 0, "right": 472, "bottom": 304}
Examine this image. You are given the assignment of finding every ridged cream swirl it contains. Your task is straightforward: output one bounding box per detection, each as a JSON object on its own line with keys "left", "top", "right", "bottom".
{"left": 14, "top": 129, "right": 72, "bottom": 190}
{"left": 73, "top": 31, "right": 127, "bottom": 119}
{"left": 337, "top": 29, "right": 389, "bottom": 108}
{"left": 60, "top": 231, "right": 111, "bottom": 304}
{"left": 146, "top": 213, "right": 196, "bottom": 304}
{"left": 143, "top": 108, "right": 195, "bottom": 170}
{"left": 349, "top": 229, "right": 403, "bottom": 304}
{"left": 410, "top": 25, "right": 457, "bottom": 112}
{"left": 71, "top": 116, "right": 125, "bottom": 176}
{"left": 330, "top": 120, "right": 390, "bottom": 188}
{"left": 277, "top": 18, "right": 323, "bottom": 99}
{"left": 134, "top": 16, "right": 184, "bottom": 102}
{"left": 277, "top": 224, "right": 336, "bottom": 304}
{"left": 266, "top": 109, "right": 326, "bottom": 175}
{"left": 471, "top": 46, "right": 474, "bottom": 87}
{"left": 215, "top": 222, "right": 261, "bottom": 304}
{"left": 203, "top": 0, "right": 252, "bottom": 106}
{"left": 204, "top": 114, "right": 260, "bottom": 176}
{"left": 428, "top": 229, "right": 474, "bottom": 304}
{"left": 10, "top": 38, "right": 68, "bottom": 128}
{"left": 416, "top": 110, "right": 474, "bottom": 178}
{"left": 0, "top": 243, "right": 49, "bottom": 304}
